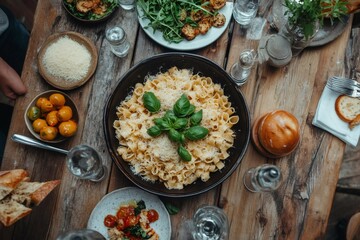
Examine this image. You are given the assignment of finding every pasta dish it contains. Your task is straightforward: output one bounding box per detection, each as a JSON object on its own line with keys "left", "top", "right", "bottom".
{"left": 113, "top": 67, "right": 239, "bottom": 189}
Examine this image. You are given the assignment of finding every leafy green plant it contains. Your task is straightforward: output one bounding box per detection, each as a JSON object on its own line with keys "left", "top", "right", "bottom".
{"left": 284, "top": 0, "right": 348, "bottom": 39}
{"left": 143, "top": 92, "right": 209, "bottom": 162}
{"left": 63, "top": 0, "right": 119, "bottom": 20}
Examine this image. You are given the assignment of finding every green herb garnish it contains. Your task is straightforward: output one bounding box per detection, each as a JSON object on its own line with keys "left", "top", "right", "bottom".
{"left": 63, "top": 0, "right": 119, "bottom": 21}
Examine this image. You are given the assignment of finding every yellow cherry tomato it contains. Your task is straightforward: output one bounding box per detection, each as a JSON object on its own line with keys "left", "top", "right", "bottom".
{"left": 40, "top": 99, "right": 54, "bottom": 113}
{"left": 27, "top": 106, "right": 41, "bottom": 121}
{"left": 39, "top": 126, "right": 58, "bottom": 141}
{"left": 46, "top": 110, "right": 59, "bottom": 127}
{"left": 49, "top": 93, "right": 66, "bottom": 108}
{"left": 57, "top": 106, "right": 73, "bottom": 122}
{"left": 32, "top": 118, "right": 48, "bottom": 133}
{"left": 36, "top": 97, "right": 47, "bottom": 109}
{"left": 58, "top": 120, "right": 77, "bottom": 137}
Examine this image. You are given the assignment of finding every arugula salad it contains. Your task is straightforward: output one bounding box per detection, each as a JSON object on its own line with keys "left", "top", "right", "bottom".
{"left": 137, "top": 0, "right": 227, "bottom": 43}
{"left": 63, "top": 0, "right": 119, "bottom": 21}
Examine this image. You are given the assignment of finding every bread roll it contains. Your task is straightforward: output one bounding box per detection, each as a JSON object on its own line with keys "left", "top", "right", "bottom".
{"left": 252, "top": 110, "right": 300, "bottom": 158}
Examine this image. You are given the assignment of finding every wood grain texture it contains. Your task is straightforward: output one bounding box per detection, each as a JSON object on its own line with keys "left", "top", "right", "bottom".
{"left": 0, "top": 0, "right": 354, "bottom": 239}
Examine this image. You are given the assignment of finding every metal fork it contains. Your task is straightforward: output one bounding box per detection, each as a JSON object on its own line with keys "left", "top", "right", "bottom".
{"left": 326, "top": 82, "right": 360, "bottom": 97}
{"left": 328, "top": 76, "right": 360, "bottom": 89}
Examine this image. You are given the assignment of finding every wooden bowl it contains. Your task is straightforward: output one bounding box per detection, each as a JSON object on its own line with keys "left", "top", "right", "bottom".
{"left": 24, "top": 90, "right": 79, "bottom": 143}
{"left": 37, "top": 31, "right": 98, "bottom": 90}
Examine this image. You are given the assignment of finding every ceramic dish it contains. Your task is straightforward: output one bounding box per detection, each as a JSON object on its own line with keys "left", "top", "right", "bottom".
{"left": 62, "top": 0, "right": 119, "bottom": 22}
{"left": 137, "top": 2, "right": 233, "bottom": 51}
{"left": 38, "top": 31, "right": 98, "bottom": 90}
{"left": 271, "top": 0, "right": 350, "bottom": 47}
{"left": 103, "top": 53, "right": 250, "bottom": 197}
{"left": 24, "top": 90, "right": 79, "bottom": 143}
{"left": 87, "top": 187, "right": 171, "bottom": 240}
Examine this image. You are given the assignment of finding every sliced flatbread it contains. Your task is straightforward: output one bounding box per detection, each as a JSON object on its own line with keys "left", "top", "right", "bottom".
{"left": 0, "top": 169, "right": 28, "bottom": 201}
{"left": 0, "top": 200, "right": 32, "bottom": 227}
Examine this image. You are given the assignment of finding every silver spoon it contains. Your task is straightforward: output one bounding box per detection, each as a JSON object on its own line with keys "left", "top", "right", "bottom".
{"left": 11, "top": 134, "right": 68, "bottom": 155}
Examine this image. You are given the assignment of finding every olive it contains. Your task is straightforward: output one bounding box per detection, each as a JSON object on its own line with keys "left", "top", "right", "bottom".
{"left": 27, "top": 106, "right": 41, "bottom": 121}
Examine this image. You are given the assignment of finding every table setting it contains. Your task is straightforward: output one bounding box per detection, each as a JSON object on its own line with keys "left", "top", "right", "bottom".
{"left": 1, "top": 0, "right": 359, "bottom": 239}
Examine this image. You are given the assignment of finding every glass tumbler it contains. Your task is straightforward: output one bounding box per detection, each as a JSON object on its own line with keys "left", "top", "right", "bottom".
{"left": 243, "top": 164, "right": 281, "bottom": 193}
{"left": 66, "top": 145, "right": 106, "bottom": 182}
{"left": 230, "top": 49, "right": 256, "bottom": 86}
{"left": 56, "top": 229, "right": 105, "bottom": 240}
{"left": 232, "top": 0, "right": 259, "bottom": 27}
{"left": 105, "top": 26, "right": 131, "bottom": 58}
{"left": 178, "top": 205, "right": 229, "bottom": 240}
{"left": 118, "top": 0, "right": 136, "bottom": 10}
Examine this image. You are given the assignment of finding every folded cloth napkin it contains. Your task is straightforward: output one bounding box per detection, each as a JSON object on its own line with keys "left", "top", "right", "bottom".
{"left": 312, "top": 85, "right": 360, "bottom": 147}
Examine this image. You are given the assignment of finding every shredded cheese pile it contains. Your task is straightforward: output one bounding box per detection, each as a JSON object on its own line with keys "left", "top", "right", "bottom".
{"left": 42, "top": 36, "right": 91, "bottom": 82}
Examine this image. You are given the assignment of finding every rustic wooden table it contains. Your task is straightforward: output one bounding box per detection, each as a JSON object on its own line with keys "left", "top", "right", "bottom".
{"left": 0, "top": 0, "right": 356, "bottom": 239}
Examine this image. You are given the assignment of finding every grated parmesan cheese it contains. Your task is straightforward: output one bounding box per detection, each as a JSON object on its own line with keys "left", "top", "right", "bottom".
{"left": 42, "top": 36, "right": 91, "bottom": 82}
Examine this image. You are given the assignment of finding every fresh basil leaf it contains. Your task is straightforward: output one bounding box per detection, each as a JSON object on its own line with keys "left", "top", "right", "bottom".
{"left": 186, "top": 104, "right": 196, "bottom": 116}
{"left": 178, "top": 145, "right": 192, "bottom": 161}
{"left": 147, "top": 125, "right": 162, "bottom": 137}
{"left": 173, "top": 118, "right": 188, "bottom": 130}
{"left": 190, "top": 109, "right": 203, "bottom": 126}
{"left": 173, "top": 94, "right": 190, "bottom": 117}
{"left": 164, "top": 202, "right": 180, "bottom": 215}
{"left": 154, "top": 118, "right": 171, "bottom": 130}
{"left": 184, "top": 126, "right": 209, "bottom": 140}
{"left": 164, "top": 110, "right": 177, "bottom": 123}
{"left": 143, "top": 92, "right": 161, "bottom": 113}
{"left": 180, "top": 134, "right": 186, "bottom": 144}
{"left": 168, "top": 128, "right": 182, "bottom": 143}
{"left": 134, "top": 200, "right": 146, "bottom": 215}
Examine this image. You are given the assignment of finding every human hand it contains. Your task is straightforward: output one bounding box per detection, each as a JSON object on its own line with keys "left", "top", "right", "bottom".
{"left": 0, "top": 57, "right": 27, "bottom": 100}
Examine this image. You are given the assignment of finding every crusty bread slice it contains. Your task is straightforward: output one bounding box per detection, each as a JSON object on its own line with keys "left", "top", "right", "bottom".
{"left": 0, "top": 170, "right": 28, "bottom": 201}
{"left": 30, "top": 180, "right": 60, "bottom": 206}
{"left": 335, "top": 95, "right": 360, "bottom": 122}
{"left": 350, "top": 114, "right": 360, "bottom": 129}
{"left": 0, "top": 200, "right": 32, "bottom": 227}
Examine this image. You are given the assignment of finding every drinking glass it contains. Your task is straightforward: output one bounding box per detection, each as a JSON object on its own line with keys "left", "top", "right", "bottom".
{"left": 105, "top": 26, "right": 130, "bottom": 58}
{"left": 229, "top": 49, "right": 257, "bottom": 86}
{"left": 119, "top": 0, "right": 136, "bottom": 10}
{"left": 243, "top": 164, "right": 281, "bottom": 193}
{"left": 56, "top": 229, "right": 105, "bottom": 240}
{"left": 178, "top": 206, "right": 229, "bottom": 240}
{"left": 66, "top": 145, "right": 106, "bottom": 182}
{"left": 232, "top": 0, "right": 259, "bottom": 27}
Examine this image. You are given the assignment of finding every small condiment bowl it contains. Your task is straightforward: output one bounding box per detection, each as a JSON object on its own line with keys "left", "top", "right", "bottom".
{"left": 24, "top": 90, "right": 79, "bottom": 143}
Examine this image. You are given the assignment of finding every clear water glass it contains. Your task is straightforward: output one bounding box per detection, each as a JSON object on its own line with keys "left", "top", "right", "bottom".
{"left": 232, "top": 0, "right": 259, "bottom": 27}
{"left": 105, "top": 26, "right": 130, "bottom": 58}
{"left": 66, "top": 145, "right": 106, "bottom": 182}
{"left": 56, "top": 229, "right": 105, "bottom": 240}
{"left": 243, "top": 164, "right": 281, "bottom": 193}
{"left": 191, "top": 206, "right": 229, "bottom": 240}
{"left": 119, "top": 0, "right": 136, "bottom": 10}
{"left": 230, "top": 49, "right": 256, "bottom": 86}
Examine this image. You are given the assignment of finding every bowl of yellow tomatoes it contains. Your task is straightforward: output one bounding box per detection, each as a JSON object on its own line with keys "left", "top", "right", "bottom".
{"left": 24, "top": 90, "right": 79, "bottom": 143}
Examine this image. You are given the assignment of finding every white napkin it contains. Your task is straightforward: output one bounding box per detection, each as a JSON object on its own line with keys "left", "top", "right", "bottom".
{"left": 312, "top": 85, "right": 360, "bottom": 147}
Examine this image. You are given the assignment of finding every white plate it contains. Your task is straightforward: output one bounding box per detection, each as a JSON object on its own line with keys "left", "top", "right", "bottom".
{"left": 87, "top": 187, "right": 171, "bottom": 239}
{"left": 137, "top": 2, "right": 233, "bottom": 51}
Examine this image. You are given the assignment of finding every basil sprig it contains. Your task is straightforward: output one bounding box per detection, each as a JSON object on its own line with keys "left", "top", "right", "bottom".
{"left": 143, "top": 92, "right": 161, "bottom": 113}
{"left": 145, "top": 93, "right": 209, "bottom": 161}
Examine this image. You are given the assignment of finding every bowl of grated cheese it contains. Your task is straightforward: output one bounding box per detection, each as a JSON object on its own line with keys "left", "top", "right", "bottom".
{"left": 104, "top": 53, "right": 251, "bottom": 197}
{"left": 37, "top": 31, "right": 98, "bottom": 90}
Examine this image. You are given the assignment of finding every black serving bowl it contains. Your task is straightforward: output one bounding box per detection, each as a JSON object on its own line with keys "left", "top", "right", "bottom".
{"left": 104, "top": 53, "right": 250, "bottom": 197}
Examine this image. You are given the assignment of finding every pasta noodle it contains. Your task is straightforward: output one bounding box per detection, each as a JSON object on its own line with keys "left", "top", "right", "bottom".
{"left": 113, "top": 67, "right": 238, "bottom": 190}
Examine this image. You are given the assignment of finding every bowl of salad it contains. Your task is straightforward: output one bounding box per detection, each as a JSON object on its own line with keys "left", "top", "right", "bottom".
{"left": 63, "top": 0, "right": 119, "bottom": 22}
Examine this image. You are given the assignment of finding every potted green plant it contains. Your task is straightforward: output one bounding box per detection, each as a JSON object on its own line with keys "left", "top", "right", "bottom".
{"left": 282, "top": 0, "right": 348, "bottom": 55}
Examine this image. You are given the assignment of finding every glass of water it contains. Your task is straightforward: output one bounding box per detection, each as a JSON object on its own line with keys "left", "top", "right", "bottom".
{"left": 178, "top": 205, "right": 229, "bottom": 240}
{"left": 105, "top": 26, "right": 131, "bottom": 58}
{"left": 229, "top": 49, "right": 257, "bottom": 86}
{"left": 232, "top": 0, "right": 259, "bottom": 27}
{"left": 243, "top": 164, "right": 282, "bottom": 193}
{"left": 66, "top": 145, "right": 106, "bottom": 182}
{"left": 119, "top": 0, "right": 136, "bottom": 10}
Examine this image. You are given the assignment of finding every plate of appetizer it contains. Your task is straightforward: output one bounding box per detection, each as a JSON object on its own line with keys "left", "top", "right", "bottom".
{"left": 63, "top": 0, "right": 119, "bottom": 22}
{"left": 87, "top": 187, "right": 171, "bottom": 240}
{"left": 103, "top": 53, "right": 250, "bottom": 197}
{"left": 137, "top": 0, "right": 233, "bottom": 50}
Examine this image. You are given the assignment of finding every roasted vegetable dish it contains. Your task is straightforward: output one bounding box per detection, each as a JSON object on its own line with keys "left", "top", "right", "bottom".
{"left": 63, "top": 0, "right": 118, "bottom": 21}
{"left": 137, "top": 0, "right": 227, "bottom": 43}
